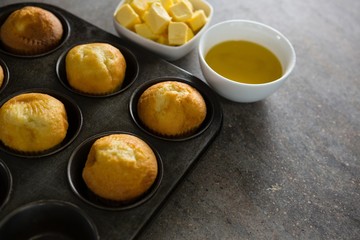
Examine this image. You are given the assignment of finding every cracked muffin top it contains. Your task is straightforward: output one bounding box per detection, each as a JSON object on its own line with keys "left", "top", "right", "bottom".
{"left": 137, "top": 81, "right": 207, "bottom": 137}
{"left": 0, "top": 93, "right": 68, "bottom": 153}
{"left": 0, "top": 6, "right": 63, "bottom": 55}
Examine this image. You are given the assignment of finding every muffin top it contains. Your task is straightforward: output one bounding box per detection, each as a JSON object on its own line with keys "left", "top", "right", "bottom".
{"left": 137, "top": 81, "right": 207, "bottom": 137}
{"left": 0, "top": 6, "right": 64, "bottom": 55}
{"left": 82, "top": 134, "right": 158, "bottom": 202}
{"left": 0, "top": 93, "right": 68, "bottom": 153}
{"left": 65, "top": 43, "right": 127, "bottom": 95}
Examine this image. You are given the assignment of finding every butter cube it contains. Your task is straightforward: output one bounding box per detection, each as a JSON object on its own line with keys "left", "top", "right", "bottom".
{"left": 115, "top": 4, "right": 141, "bottom": 29}
{"left": 168, "top": 21, "right": 194, "bottom": 45}
{"left": 146, "top": 0, "right": 159, "bottom": 3}
{"left": 135, "top": 23, "right": 159, "bottom": 40}
{"left": 186, "top": 24, "right": 194, "bottom": 39}
{"left": 130, "top": 0, "right": 150, "bottom": 16}
{"left": 143, "top": 2, "right": 172, "bottom": 34}
{"left": 169, "top": 1, "right": 193, "bottom": 22}
{"left": 157, "top": 33, "right": 169, "bottom": 45}
{"left": 181, "top": 0, "right": 194, "bottom": 11}
{"left": 187, "top": 9, "right": 207, "bottom": 32}
{"left": 161, "top": 0, "right": 174, "bottom": 11}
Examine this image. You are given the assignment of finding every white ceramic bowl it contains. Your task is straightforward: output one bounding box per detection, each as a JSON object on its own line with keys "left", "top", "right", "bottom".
{"left": 113, "top": 0, "right": 213, "bottom": 61}
{"left": 198, "top": 20, "right": 296, "bottom": 102}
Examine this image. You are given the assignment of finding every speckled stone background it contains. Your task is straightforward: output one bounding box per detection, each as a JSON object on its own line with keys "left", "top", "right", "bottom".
{"left": 1, "top": 0, "right": 359, "bottom": 239}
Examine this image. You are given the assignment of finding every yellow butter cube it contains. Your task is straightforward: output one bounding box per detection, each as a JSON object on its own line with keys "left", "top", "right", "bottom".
{"left": 115, "top": 4, "right": 141, "bottom": 29}
{"left": 134, "top": 23, "right": 159, "bottom": 40}
{"left": 157, "top": 33, "right": 169, "bottom": 44}
{"left": 130, "top": 0, "right": 150, "bottom": 16}
{"left": 161, "top": 0, "right": 174, "bottom": 11}
{"left": 146, "top": 0, "right": 159, "bottom": 3}
{"left": 181, "top": 0, "right": 194, "bottom": 11}
{"left": 169, "top": 1, "right": 193, "bottom": 22}
{"left": 186, "top": 24, "right": 194, "bottom": 39}
{"left": 168, "top": 21, "right": 194, "bottom": 45}
{"left": 187, "top": 9, "right": 207, "bottom": 32}
{"left": 143, "top": 2, "right": 172, "bottom": 34}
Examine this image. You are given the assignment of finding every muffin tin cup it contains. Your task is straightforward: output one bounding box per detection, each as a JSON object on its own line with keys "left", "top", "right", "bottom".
{"left": 130, "top": 76, "right": 215, "bottom": 141}
{"left": 0, "top": 58, "right": 9, "bottom": 94}
{"left": 0, "top": 200, "right": 99, "bottom": 239}
{"left": 68, "top": 131, "right": 163, "bottom": 211}
{"left": 0, "top": 159, "right": 12, "bottom": 211}
{"left": 0, "top": 2, "right": 71, "bottom": 58}
{"left": 0, "top": 88, "right": 83, "bottom": 158}
{"left": 56, "top": 40, "right": 139, "bottom": 98}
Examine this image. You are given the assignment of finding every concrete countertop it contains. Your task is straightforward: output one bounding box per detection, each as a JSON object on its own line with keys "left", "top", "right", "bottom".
{"left": 1, "top": 0, "right": 359, "bottom": 239}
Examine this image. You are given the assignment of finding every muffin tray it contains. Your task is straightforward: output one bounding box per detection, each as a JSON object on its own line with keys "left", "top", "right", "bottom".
{"left": 0, "top": 2, "right": 222, "bottom": 240}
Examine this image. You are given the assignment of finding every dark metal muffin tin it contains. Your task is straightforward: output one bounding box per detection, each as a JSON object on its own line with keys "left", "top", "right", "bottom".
{"left": 0, "top": 2, "right": 223, "bottom": 240}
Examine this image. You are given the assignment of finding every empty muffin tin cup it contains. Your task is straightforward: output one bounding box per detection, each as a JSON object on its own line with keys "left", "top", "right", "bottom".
{"left": 0, "top": 159, "right": 12, "bottom": 211}
{"left": 0, "top": 200, "right": 99, "bottom": 239}
{"left": 0, "top": 88, "right": 83, "bottom": 158}
{"left": 56, "top": 41, "right": 139, "bottom": 98}
{"left": 67, "top": 131, "right": 163, "bottom": 211}
{"left": 129, "top": 77, "right": 215, "bottom": 141}
{"left": 0, "top": 3, "right": 70, "bottom": 58}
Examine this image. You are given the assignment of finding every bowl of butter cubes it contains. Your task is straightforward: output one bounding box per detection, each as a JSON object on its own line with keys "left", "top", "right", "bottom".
{"left": 113, "top": 0, "right": 213, "bottom": 61}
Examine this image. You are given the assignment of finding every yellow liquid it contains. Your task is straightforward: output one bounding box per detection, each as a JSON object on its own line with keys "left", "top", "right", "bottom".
{"left": 205, "top": 40, "right": 283, "bottom": 84}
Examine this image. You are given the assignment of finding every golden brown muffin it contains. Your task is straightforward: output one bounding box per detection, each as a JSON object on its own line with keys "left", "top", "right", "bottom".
{"left": 65, "top": 43, "right": 127, "bottom": 95}
{"left": 137, "top": 81, "right": 207, "bottom": 137}
{"left": 0, "top": 65, "right": 3, "bottom": 88}
{"left": 0, "top": 93, "right": 68, "bottom": 153}
{"left": 0, "top": 6, "right": 64, "bottom": 55}
{"left": 82, "top": 134, "right": 158, "bottom": 202}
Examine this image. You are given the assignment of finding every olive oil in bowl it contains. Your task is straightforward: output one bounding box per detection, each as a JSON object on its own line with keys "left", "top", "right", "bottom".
{"left": 205, "top": 40, "right": 282, "bottom": 84}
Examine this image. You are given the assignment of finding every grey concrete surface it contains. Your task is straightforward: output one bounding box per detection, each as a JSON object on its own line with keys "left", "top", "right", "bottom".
{"left": 0, "top": 0, "right": 359, "bottom": 239}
